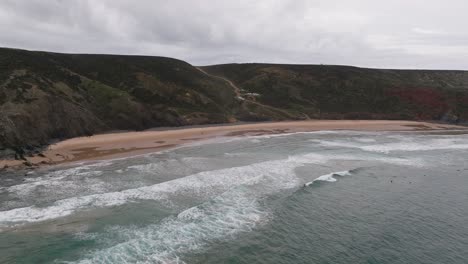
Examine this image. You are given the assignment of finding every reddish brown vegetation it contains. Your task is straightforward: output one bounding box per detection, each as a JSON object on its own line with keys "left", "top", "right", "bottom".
{"left": 387, "top": 88, "right": 449, "bottom": 120}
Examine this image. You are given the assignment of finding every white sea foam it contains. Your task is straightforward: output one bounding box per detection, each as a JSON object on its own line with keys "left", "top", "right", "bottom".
{"left": 183, "top": 130, "right": 380, "bottom": 146}
{"left": 361, "top": 139, "right": 468, "bottom": 153}
{"left": 0, "top": 146, "right": 423, "bottom": 228}
{"left": 0, "top": 158, "right": 299, "bottom": 228}
{"left": 72, "top": 168, "right": 354, "bottom": 263}
{"left": 68, "top": 153, "right": 313, "bottom": 263}
{"left": 250, "top": 138, "right": 262, "bottom": 143}
{"left": 304, "top": 170, "right": 352, "bottom": 186}
{"left": 127, "top": 157, "right": 214, "bottom": 176}
{"left": 288, "top": 152, "right": 423, "bottom": 167}
{"left": 355, "top": 138, "right": 377, "bottom": 143}
{"left": 3, "top": 166, "right": 104, "bottom": 198}
{"left": 127, "top": 160, "right": 193, "bottom": 176}
{"left": 310, "top": 140, "right": 365, "bottom": 149}
{"left": 313, "top": 137, "right": 468, "bottom": 153}
{"left": 73, "top": 188, "right": 268, "bottom": 264}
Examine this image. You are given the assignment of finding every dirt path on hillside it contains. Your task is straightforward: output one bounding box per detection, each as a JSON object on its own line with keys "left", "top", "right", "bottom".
{"left": 196, "top": 67, "right": 242, "bottom": 97}
{"left": 196, "top": 67, "right": 307, "bottom": 118}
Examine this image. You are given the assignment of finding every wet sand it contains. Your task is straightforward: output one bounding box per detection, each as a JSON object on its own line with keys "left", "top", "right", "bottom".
{"left": 1, "top": 120, "right": 466, "bottom": 170}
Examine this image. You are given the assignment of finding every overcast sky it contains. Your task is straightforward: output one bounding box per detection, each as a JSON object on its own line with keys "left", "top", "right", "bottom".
{"left": 1, "top": 0, "right": 467, "bottom": 69}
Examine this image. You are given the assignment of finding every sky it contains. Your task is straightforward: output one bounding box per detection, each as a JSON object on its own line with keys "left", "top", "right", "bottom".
{"left": 1, "top": 0, "right": 467, "bottom": 69}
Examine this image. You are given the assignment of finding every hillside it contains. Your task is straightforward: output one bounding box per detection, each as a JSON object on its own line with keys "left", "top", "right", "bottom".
{"left": 0, "top": 48, "right": 295, "bottom": 158}
{"left": 1, "top": 48, "right": 468, "bottom": 157}
{"left": 201, "top": 64, "right": 468, "bottom": 121}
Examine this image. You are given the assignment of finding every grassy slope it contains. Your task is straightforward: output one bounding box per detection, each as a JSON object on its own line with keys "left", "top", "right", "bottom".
{"left": 1, "top": 48, "right": 468, "bottom": 155}
{"left": 201, "top": 63, "right": 468, "bottom": 120}
{"left": 0, "top": 48, "right": 284, "bottom": 154}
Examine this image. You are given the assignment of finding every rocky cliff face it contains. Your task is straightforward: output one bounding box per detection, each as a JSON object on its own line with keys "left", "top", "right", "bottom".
{"left": 1, "top": 48, "right": 467, "bottom": 156}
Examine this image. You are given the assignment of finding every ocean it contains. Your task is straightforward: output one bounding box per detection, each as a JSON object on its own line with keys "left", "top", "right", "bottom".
{"left": 0, "top": 130, "right": 467, "bottom": 263}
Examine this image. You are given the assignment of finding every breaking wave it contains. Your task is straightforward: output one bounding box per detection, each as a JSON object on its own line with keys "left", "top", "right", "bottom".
{"left": 72, "top": 187, "right": 269, "bottom": 264}
{"left": 304, "top": 170, "right": 352, "bottom": 186}
{"left": 0, "top": 149, "right": 422, "bottom": 229}
{"left": 0, "top": 158, "right": 298, "bottom": 228}
{"left": 313, "top": 137, "right": 468, "bottom": 153}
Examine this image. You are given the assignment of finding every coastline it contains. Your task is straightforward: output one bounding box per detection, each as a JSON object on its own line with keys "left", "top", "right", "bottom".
{"left": 1, "top": 120, "right": 466, "bottom": 170}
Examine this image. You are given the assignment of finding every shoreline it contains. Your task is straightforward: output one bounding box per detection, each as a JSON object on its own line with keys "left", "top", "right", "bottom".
{"left": 1, "top": 120, "right": 466, "bottom": 171}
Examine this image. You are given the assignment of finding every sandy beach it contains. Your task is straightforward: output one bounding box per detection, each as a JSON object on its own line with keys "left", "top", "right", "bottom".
{"left": 1, "top": 120, "right": 466, "bottom": 170}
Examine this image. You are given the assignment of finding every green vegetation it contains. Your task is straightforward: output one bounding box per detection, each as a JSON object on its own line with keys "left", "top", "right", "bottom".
{"left": 0, "top": 48, "right": 240, "bottom": 152}
{"left": 1, "top": 48, "right": 467, "bottom": 154}
{"left": 202, "top": 64, "right": 468, "bottom": 120}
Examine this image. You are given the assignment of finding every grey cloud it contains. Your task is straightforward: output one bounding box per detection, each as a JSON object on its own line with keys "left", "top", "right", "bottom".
{"left": 0, "top": 0, "right": 467, "bottom": 69}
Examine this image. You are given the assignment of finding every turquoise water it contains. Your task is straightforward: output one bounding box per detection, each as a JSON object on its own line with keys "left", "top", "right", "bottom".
{"left": 0, "top": 130, "right": 467, "bottom": 263}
